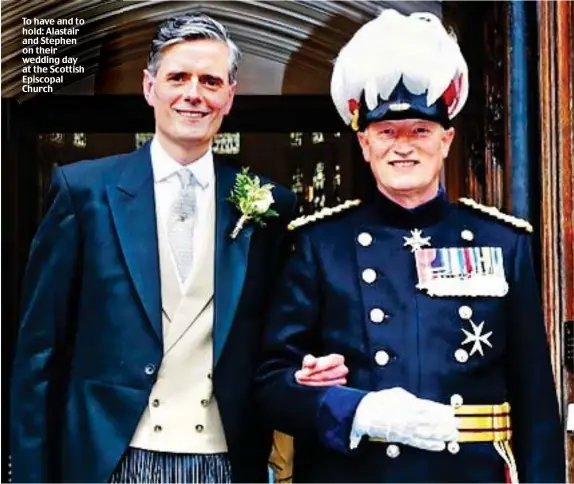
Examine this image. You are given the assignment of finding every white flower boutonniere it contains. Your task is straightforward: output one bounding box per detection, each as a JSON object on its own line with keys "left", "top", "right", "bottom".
{"left": 228, "top": 167, "right": 279, "bottom": 239}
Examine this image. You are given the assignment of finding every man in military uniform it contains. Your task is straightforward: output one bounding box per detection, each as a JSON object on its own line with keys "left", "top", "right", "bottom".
{"left": 256, "top": 9, "right": 564, "bottom": 483}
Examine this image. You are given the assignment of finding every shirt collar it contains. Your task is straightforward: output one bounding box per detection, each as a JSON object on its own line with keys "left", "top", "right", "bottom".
{"left": 371, "top": 184, "right": 452, "bottom": 229}
{"left": 150, "top": 137, "right": 214, "bottom": 189}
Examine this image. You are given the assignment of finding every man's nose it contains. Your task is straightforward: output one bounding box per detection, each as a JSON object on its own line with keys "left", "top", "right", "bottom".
{"left": 393, "top": 139, "right": 415, "bottom": 157}
{"left": 184, "top": 78, "right": 201, "bottom": 102}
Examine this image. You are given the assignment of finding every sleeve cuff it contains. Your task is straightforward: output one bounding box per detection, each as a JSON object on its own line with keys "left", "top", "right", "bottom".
{"left": 317, "top": 386, "right": 368, "bottom": 454}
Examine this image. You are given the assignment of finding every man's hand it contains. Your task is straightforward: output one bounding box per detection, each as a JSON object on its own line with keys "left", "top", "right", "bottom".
{"left": 350, "top": 387, "right": 458, "bottom": 451}
{"left": 295, "top": 353, "right": 349, "bottom": 386}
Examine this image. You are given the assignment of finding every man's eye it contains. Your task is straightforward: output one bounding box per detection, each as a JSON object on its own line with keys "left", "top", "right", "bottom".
{"left": 169, "top": 73, "right": 185, "bottom": 82}
{"left": 201, "top": 76, "right": 222, "bottom": 88}
{"left": 414, "top": 127, "right": 430, "bottom": 134}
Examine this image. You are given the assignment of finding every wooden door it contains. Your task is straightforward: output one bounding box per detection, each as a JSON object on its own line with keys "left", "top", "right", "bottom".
{"left": 538, "top": 1, "right": 574, "bottom": 481}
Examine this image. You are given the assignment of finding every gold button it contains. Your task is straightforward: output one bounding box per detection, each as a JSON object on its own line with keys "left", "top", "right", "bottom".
{"left": 201, "top": 399, "right": 209, "bottom": 407}
{"left": 152, "top": 399, "right": 160, "bottom": 408}
{"left": 154, "top": 425, "right": 162, "bottom": 433}
{"left": 195, "top": 424, "right": 204, "bottom": 433}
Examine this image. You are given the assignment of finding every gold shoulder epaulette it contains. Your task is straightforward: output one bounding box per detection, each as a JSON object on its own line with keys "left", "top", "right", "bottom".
{"left": 287, "top": 199, "right": 361, "bottom": 231}
{"left": 458, "top": 197, "right": 533, "bottom": 233}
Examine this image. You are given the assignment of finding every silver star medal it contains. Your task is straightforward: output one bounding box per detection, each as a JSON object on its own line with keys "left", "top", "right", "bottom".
{"left": 461, "top": 320, "right": 493, "bottom": 356}
{"left": 403, "top": 229, "right": 431, "bottom": 252}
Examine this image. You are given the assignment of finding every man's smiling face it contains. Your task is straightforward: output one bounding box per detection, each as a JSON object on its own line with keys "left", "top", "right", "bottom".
{"left": 143, "top": 39, "right": 236, "bottom": 157}
{"left": 357, "top": 118, "right": 455, "bottom": 206}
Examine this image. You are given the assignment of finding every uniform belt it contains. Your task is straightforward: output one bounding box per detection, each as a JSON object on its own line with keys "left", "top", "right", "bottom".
{"left": 455, "top": 402, "right": 511, "bottom": 442}
{"left": 451, "top": 403, "right": 517, "bottom": 483}
{"left": 369, "top": 402, "right": 518, "bottom": 482}
{"left": 368, "top": 402, "right": 512, "bottom": 443}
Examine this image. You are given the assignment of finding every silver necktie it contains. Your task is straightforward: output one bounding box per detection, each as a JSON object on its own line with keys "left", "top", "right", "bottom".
{"left": 167, "top": 169, "right": 197, "bottom": 283}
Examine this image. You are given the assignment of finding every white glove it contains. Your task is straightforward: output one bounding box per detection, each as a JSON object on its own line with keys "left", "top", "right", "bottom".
{"left": 350, "top": 387, "right": 458, "bottom": 451}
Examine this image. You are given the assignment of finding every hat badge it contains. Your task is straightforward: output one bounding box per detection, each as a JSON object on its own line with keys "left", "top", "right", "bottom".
{"left": 388, "top": 102, "right": 412, "bottom": 112}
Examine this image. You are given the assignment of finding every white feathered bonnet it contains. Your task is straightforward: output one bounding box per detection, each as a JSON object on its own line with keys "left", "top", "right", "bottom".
{"left": 331, "top": 9, "right": 468, "bottom": 131}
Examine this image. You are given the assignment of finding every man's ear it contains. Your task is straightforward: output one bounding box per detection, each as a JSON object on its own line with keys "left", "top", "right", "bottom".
{"left": 222, "top": 80, "right": 237, "bottom": 116}
{"left": 142, "top": 69, "right": 155, "bottom": 107}
{"left": 441, "top": 127, "right": 456, "bottom": 159}
{"left": 357, "top": 131, "right": 371, "bottom": 163}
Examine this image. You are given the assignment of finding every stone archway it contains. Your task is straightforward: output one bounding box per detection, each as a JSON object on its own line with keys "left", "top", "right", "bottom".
{"left": 1, "top": 0, "right": 441, "bottom": 98}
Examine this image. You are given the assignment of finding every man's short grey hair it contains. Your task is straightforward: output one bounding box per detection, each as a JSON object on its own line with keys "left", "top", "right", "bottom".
{"left": 147, "top": 13, "right": 241, "bottom": 83}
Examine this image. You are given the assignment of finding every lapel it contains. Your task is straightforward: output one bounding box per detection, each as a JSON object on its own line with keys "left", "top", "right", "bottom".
{"left": 213, "top": 160, "right": 255, "bottom": 366}
{"left": 106, "top": 142, "right": 162, "bottom": 343}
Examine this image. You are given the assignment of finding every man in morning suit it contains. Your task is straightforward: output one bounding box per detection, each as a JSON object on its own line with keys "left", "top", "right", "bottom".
{"left": 10, "top": 13, "right": 346, "bottom": 483}
{"left": 256, "top": 9, "right": 565, "bottom": 483}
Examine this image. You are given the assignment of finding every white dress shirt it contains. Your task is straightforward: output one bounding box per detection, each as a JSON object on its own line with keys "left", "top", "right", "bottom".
{"left": 150, "top": 137, "right": 215, "bottom": 291}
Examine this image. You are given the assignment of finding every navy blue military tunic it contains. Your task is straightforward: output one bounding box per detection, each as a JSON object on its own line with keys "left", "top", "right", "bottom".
{"left": 256, "top": 190, "right": 564, "bottom": 483}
